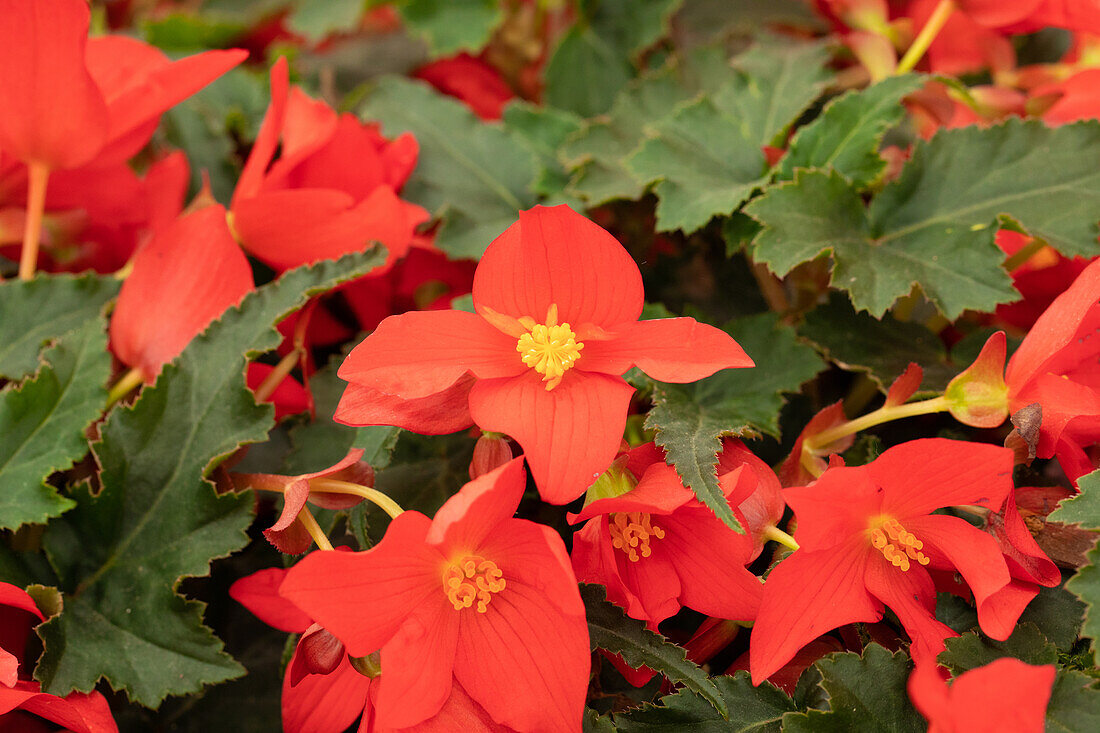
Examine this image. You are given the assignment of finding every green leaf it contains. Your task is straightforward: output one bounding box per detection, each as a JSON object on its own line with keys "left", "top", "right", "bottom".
{"left": 502, "top": 100, "right": 584, "bottom": 201}
{"left": 938, "top": 623, "right": 1059, "bottom": 675}
{"left": 283, "top": 358, "right": 401, "bottom": 475}
{"left": 0, "top": 319, "right": 111, "bottom": 530}
{"left": 780, "top": 74, "right": 925, "bottom": 187}
{"left": 581, "top": 584, "right": 727, "bottom": 718}
{"left": 0, "top": 273, "right": 118, "bottom": 379}
{"left": 585, "top": 709, "right": 617, "bottom": 733}
{"left": 1066, "top": 545, "right": 1100, "bottom": 643}
{"left": 1047, "top": 669, "right": 1100, "bottom": 732}
{"left": 799, "top": 292, "right": 955, "bottom": 393}
{"left": 645, "top": 314, "right": 824, "bottom": 530}
{"left": 673, "top": 0, "right": 822, "bottom": 47}
{"left": 628, "top": 96, "right": 767, "bottom": 233}
{"left": 1018, "top": 581, "right": 1087, "bottom": 651}
{"left": 1049, "top": 468, "right": 1100, "bottom": 529}
{"left": 359, "top": 76, "right": 538, "bottom": 259}
{"left": 614, "top": 672, "right": 794, "bottom": 732}
{"left": 747, "top": 168, "right": 1017, "bottom": 319}
{"left": 287, "top": 0, "right": 365, "bottom": 42}
{"left": 780, "top": 644, "right": 924, "bottom": 732}
{"left": 36, "top": 251, "right": 384, "bottom": 708}
{"left": 397, "top": 0, "right": 503, "bottom": 56}
{"left": 716, "top": 36, "right": 831, "bottom": 148}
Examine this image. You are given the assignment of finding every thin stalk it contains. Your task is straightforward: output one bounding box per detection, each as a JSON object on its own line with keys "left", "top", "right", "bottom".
{"left": 1002, "top": 237, "right": 1047, "bottom": 272}
{"left": 896, "top": 0, "right": 955, "bottom": 74}
{"left": 298, "top": 507, "right": 334, "bottom": 551}
{"left": 254, "top": 349, "right": 301, "bottom": 403}
{"left": 18, "top": 163, "right": 50, "bottom": 281}
{"left": 106, "top": 368, "right": 145, "bottom": 408}
{"left": 805, "top": 395, "right": 950, "bottom": 450}
{"left": 309, "top": 479, "right": 405, "bottom": 520}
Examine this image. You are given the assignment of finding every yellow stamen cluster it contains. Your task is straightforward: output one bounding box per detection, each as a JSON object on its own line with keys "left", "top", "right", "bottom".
{"left": 516, "top": 303, "right": 583, "bottom": 391}
{"left": 444, "top": 556, "right": 506, "bottom": 613}
{"left": 869, "top": 518, "right": 929, "bottom": 572}
{"left": 608, "top": 512, "right": 666, "bottom": 562}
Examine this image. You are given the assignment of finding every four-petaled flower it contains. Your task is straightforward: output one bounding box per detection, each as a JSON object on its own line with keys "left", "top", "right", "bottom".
{"left": 336, "top": 204, "right": 753, "bottom": 504}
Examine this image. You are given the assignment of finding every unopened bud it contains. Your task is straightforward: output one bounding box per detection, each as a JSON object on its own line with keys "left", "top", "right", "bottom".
{"left": 945, "top": 331, "right": 1009, "bottom": 428}
{"left": 469, "top": 432, "right": 514, "bottom": 479}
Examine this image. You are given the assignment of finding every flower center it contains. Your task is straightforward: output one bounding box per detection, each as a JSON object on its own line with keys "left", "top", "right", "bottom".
{"left": 868, "top": 517, "right": 930, "bottom": 572}
{"left": 516, "top": 303, "right": 583, "bottom": 391}
{"left": 608, "top": 512, "right": 666, "bottom": 562}
{"left": 443, "top": 555, "right": 506, "bottom": 613}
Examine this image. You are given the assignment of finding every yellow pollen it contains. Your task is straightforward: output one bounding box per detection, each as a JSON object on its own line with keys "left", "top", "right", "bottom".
{"left": 608, "top": 512, "right": 666, "bottom": 562}
{"left": 516, "top": 303, "right": 583, "bottom": 391}
{"left": 443, "top": 555, "right": 505, "bottom": 613}
{"left": 868, "top": 518, "right": 929, "bottom": 572}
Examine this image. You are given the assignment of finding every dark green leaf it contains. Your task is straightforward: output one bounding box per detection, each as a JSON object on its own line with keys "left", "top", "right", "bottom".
{"left": 628, "top": 95, "right": 768, "bottom": 233}
{"left": 747, "top": 168, "right": 1017, "bottom": 319}
{"left": 780, "top": 644, "right": 923, "bottom": 733}
{"left": 799, "top": 292, "right": 954, "bottom": 393}
{"left": 585, "top": 708, "right": 617, "bottom": 733}
{"left": 1049, "top": 468, "right": 1100, "bottom": 529}
{"left": 673, "top": 0, "right": 822, "bottom": 47}
{"left": 359, "top": 76, "right": 538, "bottom": 258}
{"left": 0, "top": 319, "right": 110, "bottom": 530}
{"left": 780, "top": 74, "right": 925, "bottom": 186}
{"left": 615, "top": 672, "right": 794, "bottom": 732}
{"left": 1018, "top": 580, "right": 1087, "bottom": 651}
{"left": 1066, "top": 545, "right": 1100, "bottom": 643}
{"left": 1047, "top": 669, "right": 1100, "bottom": 732}
{"left": 581, "top": 584, "right": 727, "bottom": 718}
{"left": 36, "top": 252, "right": 384, "bottom": 707}
{"left": 0, "top": 273, "right": 118, "bottom": 380}
{"left": 397, "top": 0, "right": 502, "bottom": 56}
{"left": 645, "top": 314, "right": 823, "bottom": 530}
{"left": 938, "top": 623, "right": 1059, "bottom": 675}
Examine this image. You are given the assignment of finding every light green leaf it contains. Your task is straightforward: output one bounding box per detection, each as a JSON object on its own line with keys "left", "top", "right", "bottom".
{"left": 1049, "top": 468, "right": 1100, "bottom": 529}
{"left": 502, "top": 100, "right": 584, "bottom": 201}
{"left": 359, "top": 76, "right": 538, "bottom": 259}
{"left": 780, "top": 73, "right": 925, "bottom": 186}
{"left": 581, "top": 584, "right": 727, "bottom": 718}
{"left": 645, "top": 314, "right": 824, "bottom": 530}
{"left": 1066, "top": 545, "right": 1100, "bottom": 643}
{"left": 614, "top": 672, "right": 794, "bottom": 732}
{"left": 1046, "top": 669, "right": 1100, "bottom": 732}
{"left": 0, "top": 319, "right": 110, "bottom": 530}
{"left": 0, "top": 273, "right": 118, "bottom": 380}
{"left": 397, "top": 0, "right": 503, "bottom": 56}
{"left": 287, "top": 0, "right": 364, "bottom": 42}
{"left": 36, "top": 251, "right": 384, "bottom": 708}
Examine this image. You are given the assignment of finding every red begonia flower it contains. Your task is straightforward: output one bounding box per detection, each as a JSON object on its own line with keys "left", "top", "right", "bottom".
{"left": 995, "top": 231, "right": 1093, "bottom": 332}
{"left": 280, "top": 458, "right": 590, "bottom": 731}
{"left": 908, "top": 658, "right": 1055, "bottom": 733}
{"left": 413, "top": 54, "right": 515, "bottom": 121}
{"left": 231, "top": 58, "right": 427, "bottom": 273}
{"left": 569, "top": 442, "right": 763, "bottom": 625}
{"left": 336, "top": 205, "right": 754, "bottom": 504}
{"left": 0, "top": 0, "right": 243, "bottom": 171}
{"left": 0, "top": 583, "right": 117, "bottom": 733}
{"left": 750, "top": 439, "right": 1023, "bottom": 685}
{"left": 109, "top": 204, "right": 253, "bottom": 382}
{"left": 231, "top": 450, "right": 374, "bottom": 555}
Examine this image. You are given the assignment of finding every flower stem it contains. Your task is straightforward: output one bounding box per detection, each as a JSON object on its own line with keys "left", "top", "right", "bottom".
{"left": 806, "top": 395, "right": 950, "bottom": 450}
{"left": 254, "top": 349, "right": 301, "bottom": 403}
{"left": 298, "top": 506, "right": 334, "bottom": 551}
{"left": 1002, "top": 237, "right": 1047, "bottom": 273}
{"left": 309, "top": 479, "right": 405, "bottom": 520}
{"left": 763, "top": 525, "right": 800, "bottom": 551}
{"left": 896, "top": 0, "right": 955, "bottom": 74}
{"left": 106, "top": 368, "right": 145, "bottom": 408}
{"left": 18, "top": 163, "right": 50, "bottom": 281}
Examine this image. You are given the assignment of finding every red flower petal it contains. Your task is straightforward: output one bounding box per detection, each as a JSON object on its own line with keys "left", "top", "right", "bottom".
{"left": 426, "top": 458, "right": 526, "bottom": 553}
{"left": 750, "top": 540, "right": 882, "bottom": 685}
{"left": 910, "top": 657, "right": 1055, "bottom": 732}
{"left": 235, "top": 56, "right": 289, "bottom": 204}
{"left": 109, "top": 204, "right": 253, "bottom": 380}
{"left": 480, "top": 519, "right": 586, "bottom": 619}
{"left": 472, "top": 205, "right": 644, "bottom": 328}
{"left": 454, "top": 582, "right": 588, "bottom": 733}
{"left": 571, "top": 518, "right": 650, "bottom": 620}
{"left": 871, "top": 439, "right": 1014, "bottom": 518}
{"left": 863, "top": 556, "right": 955, "bottom": 665}
{"left": 579, "top": 318, "right": 753, "bottom": 380}
{"left": 228, "top": 567, "right": 311, "bottom": 633}
{"left": 335, "top": 377, "right": 476, "bottom": 435}
{"left": 373, "top": 602, "right": 459, "bottom": 730}
{"left": 339, "top": 310, "right": 523, "bottom": 399}
{"left": 0, "top": 681, "right": 117, "bottom": 733}
{"left": 469, "top": 372, "right": 636, "bottom": 504}
{"left": 281, "top": 650, "right": 371, "bottom": 733}
{"left": 384, "top": 679, "right": 510, "bottom": 733}
{"left": 0, "top": 0, "right": 108, "bottom": 169}
{"left": 569, "top": 462, "right": 696, "bottom": 523}
{"left": 784, "top": 464, "right": 884, "bottom": 552}
{"left": 262, "top": 478, "right": 312, "bottom": 555}
{"left": 280, "top": 512, "right": 443, "bottom": 657}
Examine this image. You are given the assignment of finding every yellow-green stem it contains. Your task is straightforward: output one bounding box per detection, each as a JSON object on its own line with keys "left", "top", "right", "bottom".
{"left": 309, "top": 479, "right": 405, "bottom": 520}
{"left": 254, "top": 349, "right": 301, "bottom": 403}
{"left": 106, "top": 367, "right": 146, "bottom": 408}
{"left": 1002, "top": 237, "right": 1047, "bottom": 272}
{"left": 896, "top": 0, "right": 955, "bottom": 74}
{"left": 763, "top": 525, "right": 800, "bottom": 551}
{"left": 298, "top": 506, "right": 334, "bottom": 551}
{"left": 18, "top": 163, "right": 50, "bottom": 281}
{"left": 805, "top": 395, "right": 951, "bottom": 451}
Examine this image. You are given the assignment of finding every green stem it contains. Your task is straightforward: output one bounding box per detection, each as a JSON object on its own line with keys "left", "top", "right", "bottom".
{"left": 106, "top": 368, "right": 145, "bottom": 408}
{"left": 298, "top": 506, "right": 334, "bottom": 551}
{"left": 805, "top": 395, "right": 951, "bottom": 451}
{"left": 309, "top": 479, "right": 405, "bottom": 520}
{"left": 1002, "top": 237, "right": 1047, "bottom": 272}
{"left": 763, "top": 525, "right": 800, "bottom": 551}
{"left": 896, "top": 0, "right": 955, "bottom": 74}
